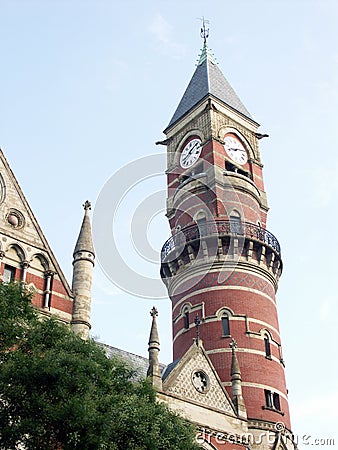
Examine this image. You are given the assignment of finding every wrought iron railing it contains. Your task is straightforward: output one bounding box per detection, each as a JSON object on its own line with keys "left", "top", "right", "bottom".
{"left": 161, "top": 220, "right": 280, "bottom": 261}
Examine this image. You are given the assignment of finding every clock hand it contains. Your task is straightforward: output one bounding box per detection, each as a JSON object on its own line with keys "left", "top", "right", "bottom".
{"left": 182, "top": 142, "right": 200, "bottom": 162}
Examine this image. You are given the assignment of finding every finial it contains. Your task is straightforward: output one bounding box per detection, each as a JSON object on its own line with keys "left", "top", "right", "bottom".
{"left": 150, "top": 306, "right": 158, "bottom": 317}
{"left": 194, "top": 313, "right": 201, "bottom": 343}
{"left": 199, "top": 17, "right": 210, "bottom": 44}
{"left": 230, "top": 338, "right": 237, "bottom": 350}
{"left": 83, "top": 200, "right": 91, "bottom": 211}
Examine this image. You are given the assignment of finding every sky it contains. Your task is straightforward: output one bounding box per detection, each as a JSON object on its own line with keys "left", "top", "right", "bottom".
{"left": 1, "top": 0, "right": 337, "bottom": 447}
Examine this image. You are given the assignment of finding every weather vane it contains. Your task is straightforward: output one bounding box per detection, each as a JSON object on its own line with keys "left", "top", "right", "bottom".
{"left": 199, "top": 17, "right": 210, "bottom": 43}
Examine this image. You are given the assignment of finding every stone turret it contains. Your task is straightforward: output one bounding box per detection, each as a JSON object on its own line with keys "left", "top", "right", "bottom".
{"left": 71, "top": 201, "right": 95, "bottom": 339}
{"left": 230, "top": 339, "right": 247, "bottom": 419}
{"left": 147, "top": 307, "right": 162, "bottom": 390}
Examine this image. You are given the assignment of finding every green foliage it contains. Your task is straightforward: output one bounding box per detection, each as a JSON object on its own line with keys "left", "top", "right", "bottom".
{"left": 0, "top": 283, "right": 36, "bottom": 353}
{"left": 0, "top": 283, "right": 199, "bottom": 449}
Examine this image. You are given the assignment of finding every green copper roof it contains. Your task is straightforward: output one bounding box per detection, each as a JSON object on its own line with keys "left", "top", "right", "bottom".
{"left": 167, "top": 42, "right": 252, "bottom": 129}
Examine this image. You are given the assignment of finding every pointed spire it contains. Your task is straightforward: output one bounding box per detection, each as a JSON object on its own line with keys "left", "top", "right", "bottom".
{"left": 166, "top": 33, "right": 253, "bottom": 131}
{"left": 73, "top": 200, "right": 95, "bottom": 257}
{"left": 71, "top": 201, "right": 95, "bottom": 340}
{"left": 230, "top": 339, "right": 247, "bottom": 419}
{"left": 147, "top": 307, "right": 162, "bottom": 390}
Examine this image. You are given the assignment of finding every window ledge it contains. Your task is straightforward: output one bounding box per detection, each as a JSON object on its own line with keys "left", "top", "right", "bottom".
{"left": 262, "top": 406, "right": 284, "bottom": 416}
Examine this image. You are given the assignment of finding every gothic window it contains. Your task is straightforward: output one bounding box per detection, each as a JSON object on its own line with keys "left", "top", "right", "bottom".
{"left": 221, "top": 315, "right": 230, "bottom": 336}
{"left": 183, "top": 308, "right": 190, "bottom": 329}
{"left": 3, "top": 265, "right": 16, "bottom": 283}
{"left": 264, "top": 335, "right": 271, "bottom": 358}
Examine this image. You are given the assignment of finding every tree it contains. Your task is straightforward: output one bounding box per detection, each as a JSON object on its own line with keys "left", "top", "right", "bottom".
{"left": 0, "top": 283, "right": 199, "bottom": 450}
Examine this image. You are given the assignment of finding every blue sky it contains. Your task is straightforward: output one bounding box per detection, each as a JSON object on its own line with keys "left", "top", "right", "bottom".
{"left": 1, "top": 1, "right": 337, "bottom": 447}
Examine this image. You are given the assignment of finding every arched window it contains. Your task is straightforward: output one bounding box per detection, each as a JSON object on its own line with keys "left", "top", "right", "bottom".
{"left": 184, "top": 310, "right": 190, "bottom": 329}
{"left": 221, "top": 314, "right": 230, "bottom": 336}
{"left": 182, "top": 306, "right": 190, "bottom": 330}
{"left": 264, "top": 335, "right": 271, "bottom": 358}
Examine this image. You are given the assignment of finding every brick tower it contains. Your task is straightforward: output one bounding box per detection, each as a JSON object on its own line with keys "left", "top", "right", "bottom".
{"left": 160, "top": 33, "right": 294, "bottom": 448}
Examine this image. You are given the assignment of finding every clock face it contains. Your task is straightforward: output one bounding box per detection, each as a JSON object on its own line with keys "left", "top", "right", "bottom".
{"left": 180, "top": 138, "right": 202, "bottom": 169}
{"left": 224, "top": 135, "right": 248, "bottom": 166}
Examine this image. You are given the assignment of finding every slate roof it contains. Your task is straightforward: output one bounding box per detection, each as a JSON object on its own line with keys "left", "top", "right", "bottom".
{"left": 103, "top": 343, "right": 166, "bottom": 380}
{"left": 161, "top": 358, "right": 180, "bottom": 381}
{"left": 167, "top": 43, "right": 252, "bottom": 130}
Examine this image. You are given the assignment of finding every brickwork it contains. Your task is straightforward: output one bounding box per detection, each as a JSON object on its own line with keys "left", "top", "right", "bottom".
{"left": 161, "top": 56, "right": 294, "bottom": 446}
{"left": 0, "top": 149, "right": 73, "bottom": 322}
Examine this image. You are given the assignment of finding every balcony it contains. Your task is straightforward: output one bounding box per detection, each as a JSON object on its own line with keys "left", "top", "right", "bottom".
{"left": 161, "top": 219, "right": 281, "bottom": 262}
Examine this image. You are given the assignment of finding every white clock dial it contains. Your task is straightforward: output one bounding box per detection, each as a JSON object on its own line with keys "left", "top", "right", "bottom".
{"left": 224, "top": 135, "right": 248, "bottom": 166}
{"left": 180, "top": 138, "right": 202, "bottom": 169}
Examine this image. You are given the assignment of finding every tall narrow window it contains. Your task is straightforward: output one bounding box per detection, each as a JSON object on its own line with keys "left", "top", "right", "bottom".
{"left": 184, "top": 310, "right": 190, "bottom": 329}
{"left": 3, "top": 265, "right": 15, "bottom": 283}
{"left": 273, "top": 393, "right": 281, "bottom": 411}
{"left": 264, "top": 336, "right": 271, "bottom": 358}
{"left": 222, "top": 315, "right": 230, "bottom": 336}
{"left": 264, "top": 389, "right": 273, "bottom": 408}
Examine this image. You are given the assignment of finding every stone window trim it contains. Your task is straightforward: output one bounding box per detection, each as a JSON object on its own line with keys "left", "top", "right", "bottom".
{"left": 173, "top": 301, "right": 205, "bottom": 326}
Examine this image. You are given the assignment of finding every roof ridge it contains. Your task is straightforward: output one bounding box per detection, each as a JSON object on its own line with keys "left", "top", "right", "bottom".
{"left": 165, "top": 44, "right": 253, "bottom": 130}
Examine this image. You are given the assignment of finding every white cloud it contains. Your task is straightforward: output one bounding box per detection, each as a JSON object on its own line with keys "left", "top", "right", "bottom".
{"left": 148, "top": 14, "right": 186, "bottom": 59}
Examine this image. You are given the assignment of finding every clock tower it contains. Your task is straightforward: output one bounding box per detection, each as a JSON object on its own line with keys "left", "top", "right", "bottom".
{"left": 160, "top": 33, "right": 295, "bottom": 449}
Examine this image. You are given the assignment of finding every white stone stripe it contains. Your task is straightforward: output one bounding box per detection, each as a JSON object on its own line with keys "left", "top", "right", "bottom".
{"left": 172, "top": 284, "right": 276, "bottom": 315}
{"left": 222, "top": 381, "right": 288, "bottom": 401}
{"left": 205, "top": 347, "right": 281, "bottom": 364}
{"left": 172, "top": 316, "right": 280, "bottom": 344}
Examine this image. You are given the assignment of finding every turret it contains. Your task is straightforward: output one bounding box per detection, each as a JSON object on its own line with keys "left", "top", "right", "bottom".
{"left": 71, "top": 201, "right": 95, "bottom": 339}
{"left": 147, "top": 306, "right": 162, "bottom": 390}
{"left": 230, "top": 339, "right": 247, "bottom": 419}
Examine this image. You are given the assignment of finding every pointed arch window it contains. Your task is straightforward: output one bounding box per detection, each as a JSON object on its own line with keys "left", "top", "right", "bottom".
{"left": 184, "top": 310, "right": 190, "bottom": 329}
{"left": 221, "top": 315, "right": 230, "bottom": 336}
{"left": 264, "top": 335, "right": 271, "bottom": 359}
{"left": 182, "top": 306, "right": 190, "bottom": 330}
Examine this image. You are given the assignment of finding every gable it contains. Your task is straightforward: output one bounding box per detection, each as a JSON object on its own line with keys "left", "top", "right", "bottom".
{"left": 0, "top": 149, "right": 73, "bottom": 319}
{"left": 162, "top": 341, "right": 236, "bottom": 417}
